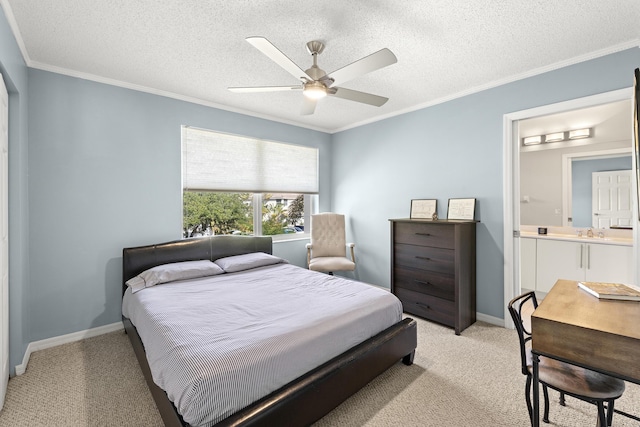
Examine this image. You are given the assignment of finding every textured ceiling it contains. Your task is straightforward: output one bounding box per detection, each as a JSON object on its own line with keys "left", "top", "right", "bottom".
{"left": 2, "top": 1, "right": 639, "bottom": 133}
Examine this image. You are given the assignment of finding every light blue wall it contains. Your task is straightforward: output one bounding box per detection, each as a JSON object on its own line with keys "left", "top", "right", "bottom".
{"left": 332, "top": 47, "right": 640, "bottom": 319}
{"left": 0, "top": 7, "right": 30, "bottom": 375}
{"left": 572, "top": 156, "right": 632, "bottom": 227}
{"left": 26, "top": 69, "right": 331, "bottom": 346}
{"left": 2, "top": 3, "right": 639, "bottom": 372}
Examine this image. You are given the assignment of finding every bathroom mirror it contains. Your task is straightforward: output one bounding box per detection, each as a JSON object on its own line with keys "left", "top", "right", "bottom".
{"left": 519, "top": 99, "right": 634, "bottom": 229}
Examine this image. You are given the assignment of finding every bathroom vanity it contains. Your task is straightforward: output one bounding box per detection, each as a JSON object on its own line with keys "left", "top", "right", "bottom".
{"left": 520, "top": 226, "right": 633, "bottom": 293}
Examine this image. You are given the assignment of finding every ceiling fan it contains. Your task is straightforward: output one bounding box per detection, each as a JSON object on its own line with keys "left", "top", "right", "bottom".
{"left": 228, "top": 37, "right": 397, "bottom": 115}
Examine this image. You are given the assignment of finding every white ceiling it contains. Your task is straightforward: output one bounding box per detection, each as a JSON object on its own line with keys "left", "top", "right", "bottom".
{"left": 2, "top": 1, "right": 639, "bottom": 133}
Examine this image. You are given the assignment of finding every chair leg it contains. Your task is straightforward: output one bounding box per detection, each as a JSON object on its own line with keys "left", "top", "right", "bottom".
{"left": 606, "top": 399, "right": 615, "bottom": 426}
{"left": 542, "top": 385, "right": 550, "bottom": 423}
{"left": 525, "top": 376, "right": 533, "bottom": 425}
{"left": 596, "top": 401, "right": 607, "bottom": 427}
{"left": 559, "top": 391, "right": 566, "bottom": 406}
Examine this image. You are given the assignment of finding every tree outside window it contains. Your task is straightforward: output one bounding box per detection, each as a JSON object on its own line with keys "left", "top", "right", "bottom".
{"left": 183, "top": 192, "right": 305, "bottom": 238}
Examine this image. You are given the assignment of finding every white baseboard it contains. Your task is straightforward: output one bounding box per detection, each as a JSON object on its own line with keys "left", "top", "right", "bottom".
{"left": 15, "top": 321, "right": 123, "bottom": 376}
{"left": 476, "top": 312, "right": 505, "bottom": 327}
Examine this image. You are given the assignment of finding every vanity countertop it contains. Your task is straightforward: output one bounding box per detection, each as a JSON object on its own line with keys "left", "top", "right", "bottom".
{"left": 520, "top": 226, "right": 632, "bottom": 246}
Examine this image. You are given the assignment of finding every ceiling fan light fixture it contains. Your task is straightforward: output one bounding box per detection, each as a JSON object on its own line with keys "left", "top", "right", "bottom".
{"left": 303, "top": 82, "right": 327, "bottom": 99}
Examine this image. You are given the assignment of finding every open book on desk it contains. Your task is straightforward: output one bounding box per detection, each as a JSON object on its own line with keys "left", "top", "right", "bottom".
{"left": 578, "top": 281, "right": 640, "bottom": 301}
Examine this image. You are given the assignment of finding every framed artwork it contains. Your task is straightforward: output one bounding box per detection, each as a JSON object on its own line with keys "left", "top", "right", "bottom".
{"left": 447, "top": 198, "right": 476, "bottom": 220}
{"left": 410, "top": 199, "right": 437, "bottom": 219}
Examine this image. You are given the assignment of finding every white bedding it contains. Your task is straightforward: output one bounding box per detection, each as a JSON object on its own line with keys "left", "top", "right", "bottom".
{"left": 122, "top": 262, "right": 402, "bottom": 426}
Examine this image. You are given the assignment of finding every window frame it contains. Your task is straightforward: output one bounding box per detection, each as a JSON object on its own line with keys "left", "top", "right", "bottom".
{"left": 181, "top": 126, "right": 318, "bottom": 241}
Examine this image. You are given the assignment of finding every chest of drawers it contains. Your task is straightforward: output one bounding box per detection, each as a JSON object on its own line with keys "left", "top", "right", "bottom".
{"left": 389, "top": 219, "right": 477, "bottom": 335}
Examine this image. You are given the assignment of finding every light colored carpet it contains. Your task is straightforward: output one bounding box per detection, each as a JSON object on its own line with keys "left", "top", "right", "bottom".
{"left": 0, "top": 317, "right": 637, "bottom": 426}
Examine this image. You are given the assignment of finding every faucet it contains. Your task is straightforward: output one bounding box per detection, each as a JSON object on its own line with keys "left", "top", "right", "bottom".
{"left": 586, "top": 228, "right": 593, "bottom": 238}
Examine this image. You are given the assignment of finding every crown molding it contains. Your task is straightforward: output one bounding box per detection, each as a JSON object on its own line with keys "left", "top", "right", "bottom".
{"left": 333, "top": 39, "right": 640, "bottom": 133}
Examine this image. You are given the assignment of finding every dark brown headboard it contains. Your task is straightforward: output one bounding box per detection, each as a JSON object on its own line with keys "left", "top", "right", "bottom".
{"left": 122, "top": 235, "right": 272, "bottom": 295}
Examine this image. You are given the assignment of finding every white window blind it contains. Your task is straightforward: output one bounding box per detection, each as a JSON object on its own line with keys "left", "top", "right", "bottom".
{"left": 182, "top": 127, "right": 319, "bottom": 194}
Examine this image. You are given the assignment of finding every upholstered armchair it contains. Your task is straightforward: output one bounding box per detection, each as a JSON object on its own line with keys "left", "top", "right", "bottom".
{"left": 306, "top": 213, "right": 356, "bottom": 274}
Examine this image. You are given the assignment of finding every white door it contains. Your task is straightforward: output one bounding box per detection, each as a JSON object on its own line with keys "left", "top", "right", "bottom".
{"left": 0, "top": 74, "right": 7, "bottom": 410}
{"left": 592, "top": 170, "right": 633, "bottom": 228}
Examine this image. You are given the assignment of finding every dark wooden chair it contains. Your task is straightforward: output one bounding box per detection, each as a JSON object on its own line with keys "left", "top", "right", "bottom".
{"left": 508, "top": 291, "right": 625, "bottom": 426}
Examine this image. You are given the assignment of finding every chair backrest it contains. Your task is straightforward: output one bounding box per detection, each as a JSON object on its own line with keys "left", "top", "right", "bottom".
{"left": 508, "top": 291, "right": 538, "bottom": 376}
{"left": 310, "top": 213, "right": 347, "bottom": 258}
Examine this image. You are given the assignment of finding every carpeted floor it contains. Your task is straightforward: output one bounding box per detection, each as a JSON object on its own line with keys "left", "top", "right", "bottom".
{"left": 0, "top": 317, "right": 638, "bottom": 426}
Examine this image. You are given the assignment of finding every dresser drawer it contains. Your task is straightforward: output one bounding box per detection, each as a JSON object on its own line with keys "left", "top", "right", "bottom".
{"left": 394, "top": 287, "right": 455, "bottom": 328}
{"left": 394, "top": 243, "right": 454, "bottom": 274}
{"left": 393, "top": 267, "right": 455, "bottom": 301}
{"left": 393, "top": 222, "right": 455, "bottom": 249}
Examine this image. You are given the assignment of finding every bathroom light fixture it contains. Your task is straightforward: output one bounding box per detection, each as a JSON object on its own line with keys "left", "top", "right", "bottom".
{"left": 544, "top": 132, "right": 565, "bottom": 142}
{"left": 568, "top": 128, "right": 591, "bottom": 139}
{"left": 522, "top": 135, "right": 543, "bottom": 145}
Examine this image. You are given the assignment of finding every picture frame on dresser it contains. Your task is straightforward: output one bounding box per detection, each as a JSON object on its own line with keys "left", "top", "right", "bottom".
{"left": 447, "top": 198, "right": 476, "bottom": 220}
{"left": 410, "top": 199, "right": 437, "bottom": 219}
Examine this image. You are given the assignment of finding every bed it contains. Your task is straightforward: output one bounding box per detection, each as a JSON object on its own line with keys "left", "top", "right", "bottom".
{"left": 122, "top": 235, "right": 417, "bottom": 426}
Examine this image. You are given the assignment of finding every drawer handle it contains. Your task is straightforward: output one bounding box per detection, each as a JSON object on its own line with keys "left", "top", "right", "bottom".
{"left": 415, "top": 280, "right": 432, "bottom": 287}
{"left": 415, "top": 232, "right": 431, "bottom": 236}
{"left": 415, "top": 256, "right": 431, "bottom": 261}
{"left": 416, "top": 302, "right": 431, "bottom": 310}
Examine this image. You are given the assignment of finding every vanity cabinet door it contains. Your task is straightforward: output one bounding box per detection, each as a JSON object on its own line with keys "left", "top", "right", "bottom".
{"left": 535, "top": 239, "right": 633, "bottom": 293}
{"left": 520, "top": 238, "right": 537, "bottom": 291}
{"left": 585, "top": 244, "right": 633, "bottom": 284}
{"left": 535, "top": 239, "right": 584, "bottom": 293}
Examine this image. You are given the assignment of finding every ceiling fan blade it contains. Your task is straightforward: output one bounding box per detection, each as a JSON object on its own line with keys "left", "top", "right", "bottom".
{"left": 246, "top": 37, "right": 313, "bottom": 81}
{"left": 329, "top": 87, "right": 389, "bottom": 107}
{"left": 228, "top": 85, "right": 302, "bottom": 93}
{"left": 327, "top": 48, "right": 397, "bottom": 87}
{"left": 301, "top": 97, "right": 317, "bottom": 115}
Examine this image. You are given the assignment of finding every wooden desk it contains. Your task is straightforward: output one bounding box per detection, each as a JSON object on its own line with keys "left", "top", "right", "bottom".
{"left": 530, "top": 279, "right": 640, "bottom": 427}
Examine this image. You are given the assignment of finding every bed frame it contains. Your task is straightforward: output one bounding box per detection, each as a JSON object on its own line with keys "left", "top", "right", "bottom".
{"left": 122, "top": 235, "right": 417, "bottom": 426}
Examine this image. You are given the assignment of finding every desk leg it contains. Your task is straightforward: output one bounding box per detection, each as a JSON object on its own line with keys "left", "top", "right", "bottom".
{"left": 532, "top": 353, "right": 540, "bottom": 427}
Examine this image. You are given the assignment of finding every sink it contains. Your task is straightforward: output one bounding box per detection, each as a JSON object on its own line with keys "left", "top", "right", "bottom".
{"left": 519, "top": 227, "right": 632, "bottom": 245}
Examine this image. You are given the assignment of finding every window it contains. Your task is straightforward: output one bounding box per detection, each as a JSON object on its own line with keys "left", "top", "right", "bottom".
{"left": 181, "top": 127, "right": 318, "bottom": 239}
{"left": 183, "top": 192, "right": 254, "bottom": 237}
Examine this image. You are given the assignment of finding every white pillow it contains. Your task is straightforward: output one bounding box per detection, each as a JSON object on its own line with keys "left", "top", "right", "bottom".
{"left": 126, "top": 260, "right": 224, "bottom": 293}
{"left": 214, "top": 252, "right": 287, "bottom": 273}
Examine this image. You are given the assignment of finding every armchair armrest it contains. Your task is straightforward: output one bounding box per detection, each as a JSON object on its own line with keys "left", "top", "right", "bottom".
{"left": 347, "top": 243, "right": 355, "bottom": 264}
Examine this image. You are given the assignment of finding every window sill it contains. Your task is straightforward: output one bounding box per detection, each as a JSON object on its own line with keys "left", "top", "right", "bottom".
{"left": 271, "top": 233, "right": 310, "bottom": 243}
